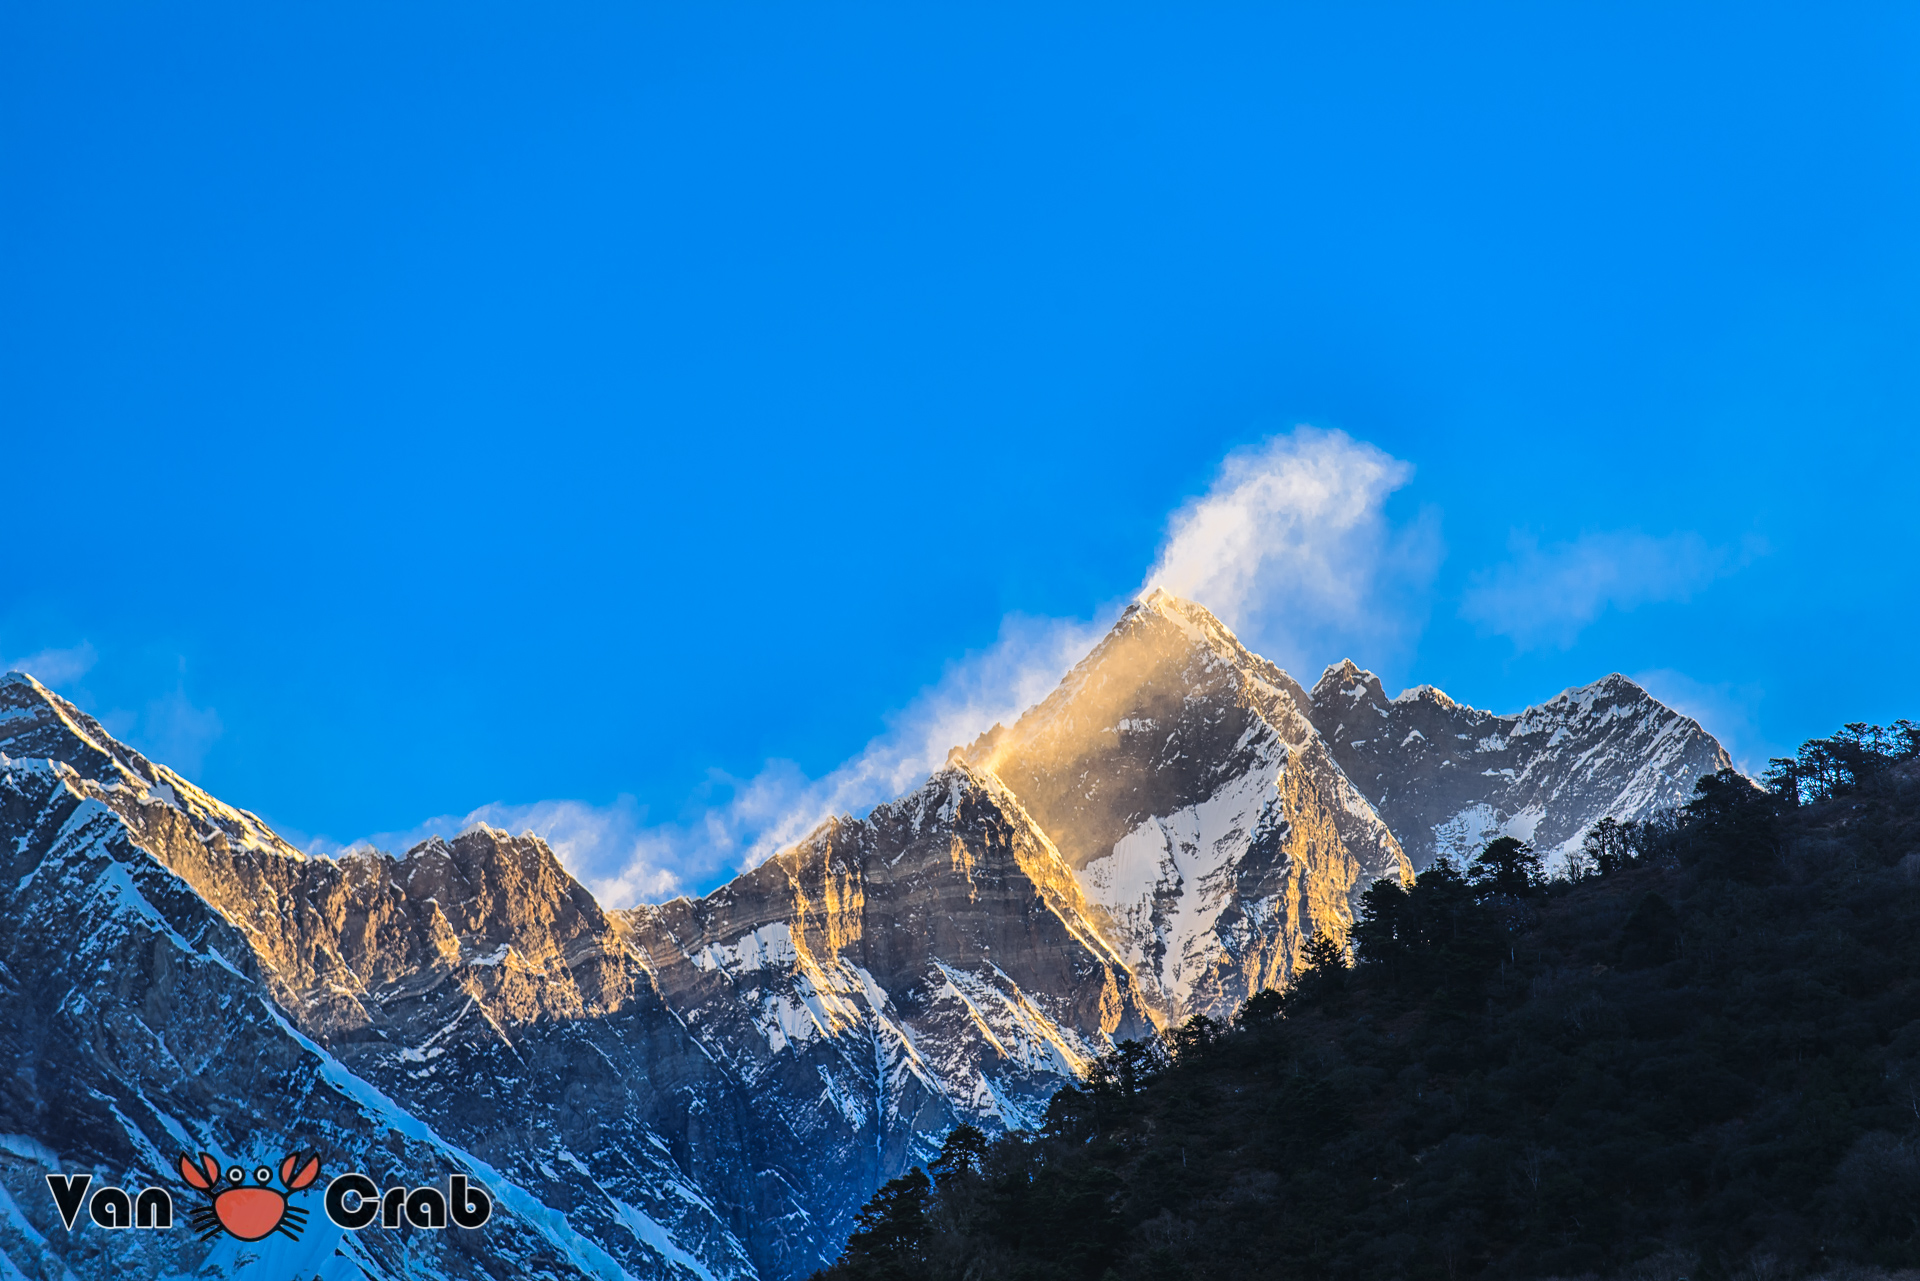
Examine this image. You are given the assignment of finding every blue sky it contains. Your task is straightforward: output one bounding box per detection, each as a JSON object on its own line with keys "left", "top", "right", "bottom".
{"left": 3, "top": 3, "right": 1916, "bottom": 902}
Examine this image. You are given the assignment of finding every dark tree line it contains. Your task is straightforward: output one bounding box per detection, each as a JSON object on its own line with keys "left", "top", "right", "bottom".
{"left": 812, "top": 723, "right": 1920, "bottom": 1281}
{"left": 1767, "top": 720, "right": 1920, "bottom": 807}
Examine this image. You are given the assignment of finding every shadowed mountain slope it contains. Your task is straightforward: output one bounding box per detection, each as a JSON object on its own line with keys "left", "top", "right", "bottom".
{"left": 1308, "top": 659, "right": 1733, "bottom": 872}
{"left": 0, "top": 597, "right": 1735, "bottom": 1280}
{"left": 966, "top": 592, "right": 1408, "bottom": 1021}
{"left": 0, "top": 672, "right": 777, "bottom": 1281}
{"left": 626, "top": 762, "right": 1156, "bottom": 1251}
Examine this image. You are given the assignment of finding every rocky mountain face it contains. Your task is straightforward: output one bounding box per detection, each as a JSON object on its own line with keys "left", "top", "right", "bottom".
{"left": 0, "top": 593, "right": 1734, "bottom": 1280}
{"left": 0, "top": 676, "right": 780, "bottom": 1281}
{"left": 625, "top": 765, "right": 1153, "bottom": 1209}
{"left": 964, "top": 592, "right": 1407, "bottom": 1021}
{"left": 1307, "top": 659, "right": 1733, "bottom": 871}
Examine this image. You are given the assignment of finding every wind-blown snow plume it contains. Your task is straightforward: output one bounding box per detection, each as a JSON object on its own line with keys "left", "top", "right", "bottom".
{"left": 716, "top": 609, "right": 1110, "bottom": 862}
{"left": 1140, "top": 427, "right": 1439, "bottom": 676}
{"left": 0, "top": 643, "right": 96, "bottom": 687}
{"left": 329, "top": 426, "right": 1441, "bottom": 908}
{"left": 317, "top": 612, "right": 1108, "bottom": 906}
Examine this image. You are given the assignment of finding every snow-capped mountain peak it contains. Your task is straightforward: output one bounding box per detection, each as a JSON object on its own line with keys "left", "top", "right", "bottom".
{"left": 0, "top": 606, "right": 1735, "bottom": 1280}
{"left": 1307, "top": 664, "right": 1731, "bottom": 872}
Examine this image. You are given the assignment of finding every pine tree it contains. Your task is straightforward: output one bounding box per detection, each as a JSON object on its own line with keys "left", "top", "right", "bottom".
{"left": 1581, "top": 816, "right": 1632, "bottom": 875}
{"left": 929, "top": 1124, "right": 988, "bottom": 1188}
{"left": 834, "top": 1166, "right": 931, "bottom": 1279}
{"left": 1469, "top": 835, "right": 1543, "bottom": 896}
{"left": 1164, "top": 1013, "right": 1223, "bottom": 1064}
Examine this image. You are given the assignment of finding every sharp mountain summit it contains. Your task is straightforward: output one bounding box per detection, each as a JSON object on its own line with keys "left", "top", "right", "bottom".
{"left": 0, "top": 594, "right": 1730, "bottom": 1280}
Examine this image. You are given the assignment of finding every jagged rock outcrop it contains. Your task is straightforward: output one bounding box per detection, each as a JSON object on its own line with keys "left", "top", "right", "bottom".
{"left": 966, "top": 591, "right": 1410, "bottom": 1020}
{"left": 0, "top": 673, "right": 773, "bottom": 1281}
{"left": 0, "top": 740, "right": 704, "bottom": 1281}
{"left": 0, "top": 595, "right": 1738, "bottom": 1281}
{"left": 1307, "top": 660, "right": 1734, "bottom": 871}
{"left": 0, "top": 676, "right": 1158, "bottom": 1281}
{"left": 626, "top": 763, "right": 1155, "bottom": 1253}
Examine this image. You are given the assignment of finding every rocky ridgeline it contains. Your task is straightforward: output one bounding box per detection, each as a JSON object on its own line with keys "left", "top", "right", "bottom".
{"left": 0, "top": 677, "right": 771, "bottom": 1281}
{"left": 626, "top": 763, "right": 1154, "bottom": 1210}
{"left": 965, "top": 591, "right": 1408, "bottom": 1020}
{"left": 0, "top": 594, "right": 1731, "bottom": 1279}
{"left": 1308, "top": 658, "right": 1731, "bottom": 870}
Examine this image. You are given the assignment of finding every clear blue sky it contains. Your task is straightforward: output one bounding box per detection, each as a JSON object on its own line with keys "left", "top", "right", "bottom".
{"left": 4, "top": 4, "right": 1916, "bottom": 895}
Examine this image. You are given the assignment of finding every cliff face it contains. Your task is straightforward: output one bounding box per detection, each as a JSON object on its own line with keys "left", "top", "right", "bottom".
{"left": 0, "top": 672, "right": 775, "bottom": 1281}
{"left": 967, "top": 591, "right": 1409, "bottom": 1020}
{"left": 0, "top": 745, "right": 757, "bottom": 1281}
{"left": 626, "top": 763, "right": 1155, "bottom": 1255}
{"left": 1307, "top": 660, "right": 1734, "bottom": 871}
{"left": 0, "top": 595, "right": 1739, "bottom": 1280}
{"left": 0, "top": 675, "right": 1156, "bottom": 1280}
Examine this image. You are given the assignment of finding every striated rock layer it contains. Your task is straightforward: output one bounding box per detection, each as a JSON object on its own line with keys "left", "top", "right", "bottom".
{"left": 626, "top": 764, "right": 1154, "bottom": 1221}
{"left": 0, "top": 593, "right": 1734, "bottom": 1279}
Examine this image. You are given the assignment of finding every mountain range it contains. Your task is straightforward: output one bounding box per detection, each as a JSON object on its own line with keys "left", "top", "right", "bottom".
{"left": 0, "top": 592, "right": 1731, "bottom": 1280}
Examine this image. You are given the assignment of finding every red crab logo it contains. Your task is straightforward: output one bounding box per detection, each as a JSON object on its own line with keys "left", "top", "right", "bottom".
{"left": 177, "top": 1152, "right": 320, "bottom": 1242}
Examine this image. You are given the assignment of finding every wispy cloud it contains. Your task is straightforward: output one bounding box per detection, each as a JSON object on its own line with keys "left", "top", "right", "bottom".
{"left": 98, "top": 680, "right": 226, "bottom": 779}
{"left": 317, "top": 426, "right": 1451, "bottom": 908}
{"left": 1141, "top": 427, "right": 1441, "bottom": 677}
{"left": 308, "top": 795, "right": 687, "bottom": 905}
{"left": 1461, "top": 529, "right": 1761, "bottom": 650}
{"left": 313, "top": 611, "right": 1110, "bottom": 907}
{"left": 0, "top": 642, "right": 98, "bottom": 687}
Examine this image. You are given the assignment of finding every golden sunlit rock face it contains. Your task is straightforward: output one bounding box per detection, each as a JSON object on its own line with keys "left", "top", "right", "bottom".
{"left": 969, "top": 591, "right": 1409, "bottom": 1019}
{"left": 19, "top": 708, "right": 639, "bottom": 1039}
{"left": 0, "top": 672, "right": 798, "bottom": 1280}
{"left": 627, "top": 761, "right": 1156, "bottom": 1174}
{"left": 0, "top": 677, "right": 646, "bottom": 1040}
{"left": 607, "top": 591, "right": 1415, "bottom": 1224}
{"left": 0, "top": 593, "right": 1739, "bottom": 1280}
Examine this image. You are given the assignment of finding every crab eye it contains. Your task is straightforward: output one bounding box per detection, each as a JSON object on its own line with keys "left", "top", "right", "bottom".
{"left": 227, "top": 1166, "right": 245, "bottom": 1184}
{"left": 254, "top": 1166, "right": 273, "bottom": 1184}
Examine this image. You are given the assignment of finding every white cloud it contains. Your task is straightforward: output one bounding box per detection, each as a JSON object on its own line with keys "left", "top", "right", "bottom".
{"left": 1460, "top": 529, "right": 1758, "bottom": 650}
{"left": 727, "top": 609, "right": 1111, "bottom": 856}
{"left": 1140, "top": 427, "right": 1441, "bottom": 676}
{"left": 314, "top": 610, "right": 1109, "bottom": 908}
{"left": 102, "top": 686, "right": 226, "bottom": 778}
{"left": 322, "top": 427, "right": 1443, "bottom": 909}
{"left": 0, "top": 642, "right": 97, "bottom": 687}
{"left": 1629, "top": 668, "right": 1777, "bottom": 776}
{"left": 309, "top": 795, "right": 687, "bottom": 905}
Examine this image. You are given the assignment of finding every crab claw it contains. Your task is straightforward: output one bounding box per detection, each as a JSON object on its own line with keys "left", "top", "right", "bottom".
{"left": 201, "top": 1153, "right": 222, "bottom": 1187}
{"left": 179, "top": 1153, "right": 215, "bottom": 1191}
{"left": 282, "top": 1153, "right": 321, "bottom": 1190}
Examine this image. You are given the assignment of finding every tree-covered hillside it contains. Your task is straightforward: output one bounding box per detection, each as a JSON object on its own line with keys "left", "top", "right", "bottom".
{"left": 815, "top": 722, "right": 1920, "bottom": 1281}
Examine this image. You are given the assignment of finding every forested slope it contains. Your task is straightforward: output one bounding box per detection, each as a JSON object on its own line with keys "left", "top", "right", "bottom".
{"left": 816, "top": 722, "right": 1920, "bottom": 1281}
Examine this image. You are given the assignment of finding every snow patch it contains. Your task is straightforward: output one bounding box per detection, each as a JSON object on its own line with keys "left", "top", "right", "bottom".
{"left": 1077, "top": 745, "right": 1282, "bottom": 1011}
{"left": 612, "top": 1200, "right": 718, "bottom": 1281}
{"left": 1432, "top": 804, "right": 1502, "bottom": 864}
{"left": 692, "top": 922, "right": 798, "bottom": 977}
